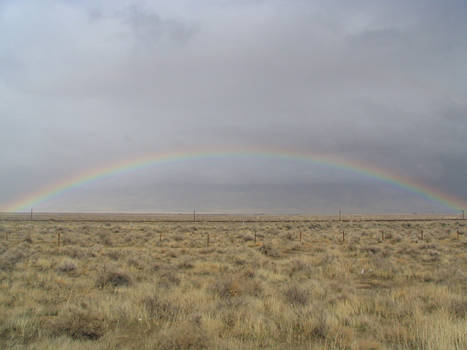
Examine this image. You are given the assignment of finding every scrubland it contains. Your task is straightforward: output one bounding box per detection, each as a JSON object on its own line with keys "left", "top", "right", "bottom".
{"left": 0, "top": 217, "right": 465, "bottom": 349}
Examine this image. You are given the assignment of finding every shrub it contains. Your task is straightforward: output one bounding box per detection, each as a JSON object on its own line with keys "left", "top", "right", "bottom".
{"left": 127, "top": 256, "right": 145, "bottom": 270}
{"left": 449, "top": 299, "right": 467, "bottom": 319}
{"left": 98, "top": 233, "right": 112, "bottom": 246}
{"left": 106, "top": 250, "right": 120, "bottom": 260}
{"left": 158, "top": 271, "right": 181, "bottom": 288}
{"left": 284, "top": 285, "right": 309, "bottom": 306}
{"left": 0, "top": 248, "right": 24, "bottom": 271}
{"left": 258, "top": 243, "right": 280, "bottom": 257}
{"left": 233, "top": 256, "right": 246, "bottom": 265}
{"left": 95, "top": 268, "right": 132, "bottom": 288}
{"left": 57, "top": 258, "right": 78, "bottom": 273}
{"left": 177, "top": 260, "right": 194, "bottom": 269}
{"left": 241, "top": 268, "right": 255, "bottom": 279}
{"left": 212, "top": 276, "right": 242, "bottom": 298}
{"left": 143, "top": 295, "right": 180, "bottom": 321}
{"left": 243, "top": 234, "right": 254, "bottom": 242}
{"left": 309, "top": 306, "right": 329, "bottom": 339}
{"left": 212, "top": 274, "right": 262, "bottom": 298}
{"left": 46, "top": 307, "right": 105, "bottom": 340}
{"left": 62, "top": 247, "right": 85, "bottom": 259}
{"left": 154, "top": 321, "right": 209, "bottom": 350}
{"left": 285, "top": 232, "right": 295, "bottom": 240}
{"left": 167, "top": 250, "right": 178, "bottom": 258}
{"left": 360, "top": 246, "right": 381, "bottom": 255}
{"left": 289, "top": 259, "right": 311, "bottom": 276}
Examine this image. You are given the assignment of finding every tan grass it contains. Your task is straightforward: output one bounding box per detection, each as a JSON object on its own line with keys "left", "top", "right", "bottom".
{"left": 0, "top": 218, "right": 465, "bottom": 349}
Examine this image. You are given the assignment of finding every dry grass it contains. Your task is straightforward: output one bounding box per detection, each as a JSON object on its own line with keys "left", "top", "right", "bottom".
{"left": 0, "top": 217, "right": 465, "bottom": 349}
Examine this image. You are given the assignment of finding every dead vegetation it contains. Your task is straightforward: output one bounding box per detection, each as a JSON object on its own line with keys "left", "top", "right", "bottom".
{"left": 0, "top": 218, "right": 465, "bottom": 349}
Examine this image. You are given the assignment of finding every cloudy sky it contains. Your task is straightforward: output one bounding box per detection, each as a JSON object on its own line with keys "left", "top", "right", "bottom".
{"left": 1, "top": 0, "right": 466, "bottom": 213}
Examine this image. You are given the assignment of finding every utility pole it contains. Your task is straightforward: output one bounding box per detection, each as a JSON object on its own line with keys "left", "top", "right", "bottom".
{"left": 30, "top": 208, "right": 33, "bottom": 221}
{"left": 339, "top": 209, "right": 342, "bottom": 222}
{"left": 193, "top": 209, "right": 196, "bottom": 222}
{"left": 462, "top": 210, "right": 465, "bottom": 220}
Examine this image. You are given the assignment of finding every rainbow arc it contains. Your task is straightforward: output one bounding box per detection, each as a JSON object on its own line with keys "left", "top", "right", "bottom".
{"left": 4, "top": 147, "right": 466, "bottom": 212}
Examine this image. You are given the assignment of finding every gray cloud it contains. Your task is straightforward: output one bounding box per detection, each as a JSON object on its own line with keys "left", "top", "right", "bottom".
{"left": 1, "top": 0, "right": 466, "bottom": 213}
{"left": 121, "top": 3, "right": 198, "bottom": 45}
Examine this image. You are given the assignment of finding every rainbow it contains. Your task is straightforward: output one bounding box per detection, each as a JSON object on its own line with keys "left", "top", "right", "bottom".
{"left": 4, "top": 147, "right": 467, "bottom": 212}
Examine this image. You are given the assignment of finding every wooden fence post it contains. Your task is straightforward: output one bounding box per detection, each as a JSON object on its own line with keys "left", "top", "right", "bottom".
{"left": 207, "top": 233, "right": 210, "bottom": 248}
{"left": 159, "top": 232, "right": 162, "bottom": 243}
{"left": 254, "top": 230, "right": 257, "bottom": 243}
{"left": 342, "top": 230, "right": 345, "bottom": 242}
{"left": 57, "top": 232, "right": 61, "bottom": 247}
{"left": 420, "top": 230, "right": 424, "bottom": 240}
{"left": 381, "top": 231, "right": 384, "bottom": 241}
{"left": 300, "top": 231, "right": 302, "bottom": 243}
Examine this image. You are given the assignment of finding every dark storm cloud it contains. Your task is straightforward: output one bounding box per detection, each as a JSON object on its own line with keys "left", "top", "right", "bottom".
{"left": 0, "top": 0, "right": 466, "bottom": 212}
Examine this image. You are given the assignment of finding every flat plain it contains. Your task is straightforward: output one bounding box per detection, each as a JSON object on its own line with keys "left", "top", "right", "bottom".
{"left": 0, "top": 214, "right": 466, "bottom": 349}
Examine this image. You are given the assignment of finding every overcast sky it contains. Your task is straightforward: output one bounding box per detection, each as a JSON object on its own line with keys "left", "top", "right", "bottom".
{"left": 1, "top": 0, "right": 466, "bottom": 213}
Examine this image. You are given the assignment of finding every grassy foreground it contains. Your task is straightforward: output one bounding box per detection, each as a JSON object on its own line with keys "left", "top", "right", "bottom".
{"left": 0, "top": 218, "right": 466, "bottom": 349}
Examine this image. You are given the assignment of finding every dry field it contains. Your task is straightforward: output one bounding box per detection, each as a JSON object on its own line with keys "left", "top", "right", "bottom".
{"left": 0, "top": 216, "right": 466, "bottom": 349}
